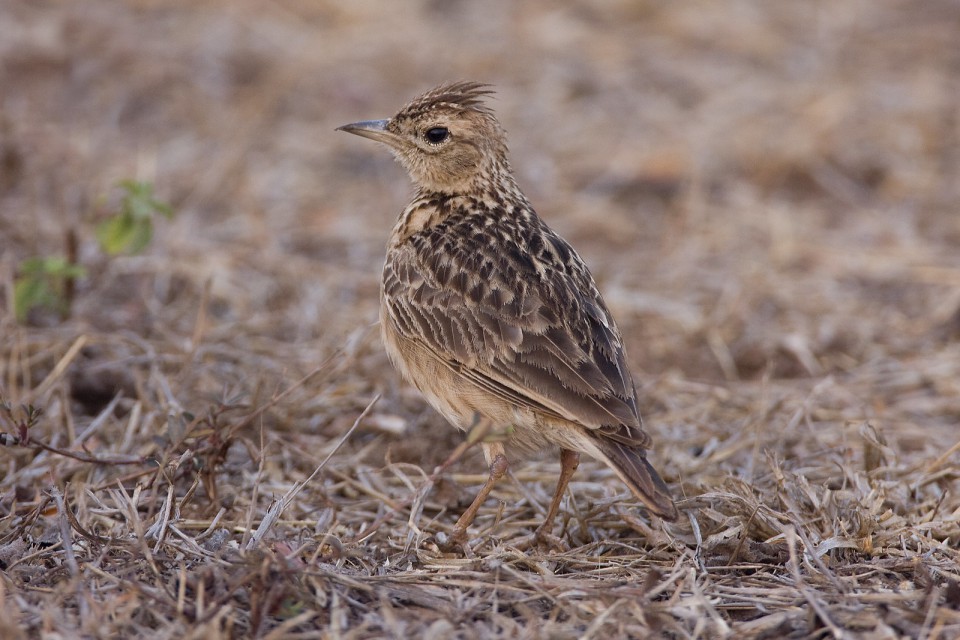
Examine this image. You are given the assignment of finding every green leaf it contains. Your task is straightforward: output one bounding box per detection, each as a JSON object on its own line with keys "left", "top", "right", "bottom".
{"left": 96, "top": 181, "right": 172, "bottom": 255}
{"left": 96, "top": 214, "right": 133, "bottom": 254}
{"left": 96, "top": 213, "right": 154, "bottom": 255}
{"left": 119, "top": 180, "right": 173, "bottom": 220}
{"left": 13, "top": 256, "right": 86, "bottom": 322}
{"left": 27, "top": 256, "right": 86, "bottom": 279}
{"left": 14, "top": 276, "right": 52, "bottom": 322}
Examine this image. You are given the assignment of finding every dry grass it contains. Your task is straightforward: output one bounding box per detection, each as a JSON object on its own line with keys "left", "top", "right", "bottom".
{"left": 2, "top": 0, "right": 960, "bottom": 637}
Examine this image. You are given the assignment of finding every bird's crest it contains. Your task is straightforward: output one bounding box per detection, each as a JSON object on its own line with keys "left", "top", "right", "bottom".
{"left": 395, "top": 81, "right": 495, "bottom": 122}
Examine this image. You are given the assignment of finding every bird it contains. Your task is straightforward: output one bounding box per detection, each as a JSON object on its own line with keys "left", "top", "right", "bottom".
{"left": 337, "top": 81, "right": 677, "bottom": 546}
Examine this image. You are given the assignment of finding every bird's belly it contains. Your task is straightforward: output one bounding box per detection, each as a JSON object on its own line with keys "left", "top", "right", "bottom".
{"left": 380, "top": 305, "right": 559, "bottom": 455}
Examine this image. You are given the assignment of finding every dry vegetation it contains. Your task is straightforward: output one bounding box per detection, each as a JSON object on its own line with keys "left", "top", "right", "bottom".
{"left": 2, "top": 1, "right": 960, "bottom": 637}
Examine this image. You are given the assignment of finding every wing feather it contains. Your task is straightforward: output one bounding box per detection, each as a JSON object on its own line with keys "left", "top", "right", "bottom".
{"left": 382, "top": 205, "right": 652, "bottom": 450}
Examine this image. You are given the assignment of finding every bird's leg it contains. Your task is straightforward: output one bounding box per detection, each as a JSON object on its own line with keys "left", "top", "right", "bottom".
{"left": 446, "top": 439, "right": 509, "bottom": 545}
{"left": 534, "top": 448, "right": 580, "bottom": 543}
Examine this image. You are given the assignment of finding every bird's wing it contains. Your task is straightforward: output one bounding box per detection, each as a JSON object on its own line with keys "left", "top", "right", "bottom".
{"left": 382, "top": 214, "right": 651, "bottom": 450}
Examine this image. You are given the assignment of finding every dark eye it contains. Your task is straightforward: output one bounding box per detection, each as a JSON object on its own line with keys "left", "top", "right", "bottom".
{"left": 424, "top": 127, "right": 449, "bottom": 144}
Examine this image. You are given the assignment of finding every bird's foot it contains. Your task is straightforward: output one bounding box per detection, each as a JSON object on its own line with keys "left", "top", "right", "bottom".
{"left": 513, "top": 526, "right": 568, "bottom": 553}
{"left": 436, "top": 526, "right": 474, "bottom": 556}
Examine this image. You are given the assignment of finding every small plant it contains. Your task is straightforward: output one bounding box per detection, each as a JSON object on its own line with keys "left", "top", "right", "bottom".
{"left": 13, "top": 256, "right": 86, "bottom": 322}
{"left": 12, "top": 180, "right": 171, "bottom": 324}
{"left": 96, "top": 180, "right": 173, "bottom": 255}
{"left": 0, "top": 396, "right": 43, "bottom": 446}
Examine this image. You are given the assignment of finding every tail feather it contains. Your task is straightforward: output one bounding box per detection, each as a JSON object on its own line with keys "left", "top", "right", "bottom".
{"left": 591, "top": 437, "right": 678, "bottom": 521}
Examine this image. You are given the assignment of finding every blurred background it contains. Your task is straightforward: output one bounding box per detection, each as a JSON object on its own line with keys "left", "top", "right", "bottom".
{"left": 3, "top": 4, "right": 960, "bottom": 633}
{"left": 1, "top": 0, "right": 958, "bottom": 458}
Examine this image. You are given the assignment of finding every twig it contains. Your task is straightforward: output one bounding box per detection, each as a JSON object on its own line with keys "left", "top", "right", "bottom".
{"left": 228, "top": 353, "right": 341, "bottom": 439}
{"left": 351, "top": 415, "right": 493, "bottom": 545}
{"left": 784, "top": 526, "right": 847, "bottom": 639}
{"left": 245, "top": 394, "right": 379, "bottom": 550}
{"left": 50, "top": 484, "right": 79, "bottom": 578}
{"left": 925, "top": 437, "right": 960, "bottom": 475}
{"left": 26, "top": 334, "right": 88, "bottom": 402}
{"left": 32, "top": 440, "right": 146, "bottom": 465}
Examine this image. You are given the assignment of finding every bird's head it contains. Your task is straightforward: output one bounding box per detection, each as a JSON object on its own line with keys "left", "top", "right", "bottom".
{"left": 338, "top": 82, "right": 509, "bottom": 194}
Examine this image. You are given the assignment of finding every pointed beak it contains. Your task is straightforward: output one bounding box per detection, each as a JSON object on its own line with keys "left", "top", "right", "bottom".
{"left": 336, "top": 119, "right": 397, "bottom": 144}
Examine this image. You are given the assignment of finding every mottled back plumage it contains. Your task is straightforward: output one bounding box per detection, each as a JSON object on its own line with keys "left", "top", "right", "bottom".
{"left": 338, "top": 82, "right": 677, "bottom": 532}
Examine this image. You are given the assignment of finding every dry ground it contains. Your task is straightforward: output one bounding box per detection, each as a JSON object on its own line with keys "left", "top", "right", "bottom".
{"left": 2, "top": 1, "right": 960, "bottom": 638}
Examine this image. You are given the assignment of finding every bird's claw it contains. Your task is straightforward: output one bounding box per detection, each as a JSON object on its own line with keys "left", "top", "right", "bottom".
{"left": 513, "top": 528, "right": 568, "bottom": 553}
{"left": 436, "top": 527, "right": 474, "bottom": 556}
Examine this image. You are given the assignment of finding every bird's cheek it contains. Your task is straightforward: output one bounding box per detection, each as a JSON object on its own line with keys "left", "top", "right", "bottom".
{"left": 394, "top": 149, "right": 422, "bottom": 176}
{"left": 447, "top": 149, "right": 480, "bottom": 179}
{"left": 413, "top": 156, "right": 438, "bottom": 184}
{"left": 398, "top": 153, "right": 438, "bottom": 190}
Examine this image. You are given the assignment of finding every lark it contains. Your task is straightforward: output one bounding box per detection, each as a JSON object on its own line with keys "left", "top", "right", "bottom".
{"left": 338, "top": 82, "right": 677, "bottom": 545}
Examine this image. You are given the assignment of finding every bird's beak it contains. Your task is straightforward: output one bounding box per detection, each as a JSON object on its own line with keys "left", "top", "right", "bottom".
{"left": 336, "top": 119, "right": 397, "bottom": 144}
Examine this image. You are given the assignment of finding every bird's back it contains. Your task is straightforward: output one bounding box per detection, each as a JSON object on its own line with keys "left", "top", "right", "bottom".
{"left": 382, "top": 191, "right": 651, "bottom": 450}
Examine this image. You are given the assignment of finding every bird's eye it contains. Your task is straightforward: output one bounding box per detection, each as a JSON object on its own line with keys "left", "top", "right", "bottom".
{"left": 424, "top": 127, "right": 449, "bottom": 144}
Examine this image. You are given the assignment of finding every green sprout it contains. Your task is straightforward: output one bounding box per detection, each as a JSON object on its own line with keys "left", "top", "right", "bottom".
{"left": 95, "top": 180, "right": 173, "bottom": 255}
{"left": 13, "top": 256, "right": 86, "bottom": 322}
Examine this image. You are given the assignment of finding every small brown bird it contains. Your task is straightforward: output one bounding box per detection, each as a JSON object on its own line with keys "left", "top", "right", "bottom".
{"left": 338, "top": 82, "right": 677, "bottom": 544}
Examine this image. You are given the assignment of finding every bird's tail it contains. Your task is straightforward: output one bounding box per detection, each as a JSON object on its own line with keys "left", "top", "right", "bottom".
{"left": 590, "top": 437, "right": 678, "bottom": 521}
